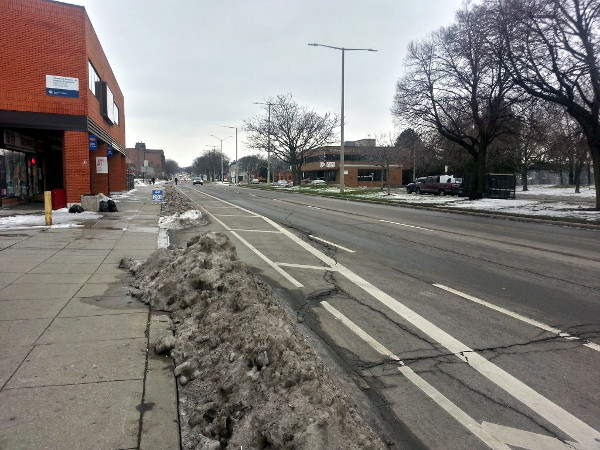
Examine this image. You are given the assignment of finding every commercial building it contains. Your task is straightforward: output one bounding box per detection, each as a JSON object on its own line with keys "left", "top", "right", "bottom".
{"left": 301, "top": 140, "right": 409, "bottom": 187}
{"left": 0, "top": 0, "right": 126, "bottom": 207}
{"left": 125, "top": 142, "right": 165, "bottom": 180}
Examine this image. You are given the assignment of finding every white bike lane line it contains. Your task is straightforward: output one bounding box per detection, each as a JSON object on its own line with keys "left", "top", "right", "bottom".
{"left": 185, "top": 188, "right": 600, "bottom": 449}
{"left": 434, "top": 284, "right": 600, "bottom": 353}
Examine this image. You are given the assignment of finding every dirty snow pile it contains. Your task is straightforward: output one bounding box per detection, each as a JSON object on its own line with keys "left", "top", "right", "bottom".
{"left": 159, "top": 210, "right": 204, "bottom": 230}
{"left": 129, "top": 230, "right": 387, "bottom": 450}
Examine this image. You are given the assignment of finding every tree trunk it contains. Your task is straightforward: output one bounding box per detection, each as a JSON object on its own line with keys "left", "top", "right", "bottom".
{"left": 469, "top": 153, "right": 486, "bottom": 200}
{"left": 292, "top": 163, "right": 302, "bottom": 187}
{"left": 386, "top": 166, "right": 391, "bottom": 195}
{"left": 380, "top": 168, "right": 385, "bottom": 190}
{"left": 521, "top": 169, "right": 528, "bottom": 191}
{"left": 593, "top": 153, "right": 600, "bottom": 209}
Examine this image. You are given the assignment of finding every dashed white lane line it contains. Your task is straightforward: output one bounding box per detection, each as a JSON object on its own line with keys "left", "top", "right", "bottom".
{"left": 309, "top": 235, "right": 355, "bottom": 253}
{"left": 434, "top": 283, "right": 600, "bottom": 353}
{"left": 379, "top": 219, "right": 431, "bottom": 231}
{"left": 307, "top": 205, "right": 322, "bottom": 210}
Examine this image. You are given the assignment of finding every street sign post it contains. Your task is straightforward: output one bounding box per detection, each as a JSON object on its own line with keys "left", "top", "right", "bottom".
{"left": 151, "top": 189, "right": 164, "bottom": 202}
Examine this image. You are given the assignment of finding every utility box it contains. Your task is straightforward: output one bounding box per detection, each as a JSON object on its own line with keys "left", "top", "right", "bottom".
{"left": 81, "top": 194, "right": 101, "bottom": 212}
{"left": 51, "top": 189, "right": 67, "bottom": 210}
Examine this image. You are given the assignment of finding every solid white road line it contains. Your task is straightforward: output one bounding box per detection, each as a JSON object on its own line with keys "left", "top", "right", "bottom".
{"left": 309, "top": 235, "right": 355, "bottom": 253}
{"left": 321, "top": 301, "right": 510, "bottom": 450}
{"left": 213, "top": 214, "right": 262, "bottom": 217}
{"left": 228, "top": 229, "right": 282, "bottom": 233}
{"left": 192, "top": 190, "right": 600, "bottom": 448}
{"left": 434, "top": 284, "right": 600, "bottom": 353}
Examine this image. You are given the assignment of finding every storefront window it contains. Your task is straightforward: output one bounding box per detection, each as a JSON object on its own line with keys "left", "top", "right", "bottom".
{"left": 0, "top": 149, "right": 41, "bottom": 199}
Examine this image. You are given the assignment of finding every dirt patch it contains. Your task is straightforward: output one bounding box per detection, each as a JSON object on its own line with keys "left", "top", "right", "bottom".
{"left": 127, "top": 184, "right": 388, "bottom": 449}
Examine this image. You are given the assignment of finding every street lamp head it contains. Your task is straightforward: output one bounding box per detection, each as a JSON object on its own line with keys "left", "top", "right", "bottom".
{"left": 308, "top": 43, "right": 319, "bottom": 47}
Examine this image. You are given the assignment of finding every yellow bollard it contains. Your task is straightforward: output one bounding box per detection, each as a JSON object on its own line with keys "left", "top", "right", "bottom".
{"left": 44, "top": 191, "right": 52, "bottom": 226}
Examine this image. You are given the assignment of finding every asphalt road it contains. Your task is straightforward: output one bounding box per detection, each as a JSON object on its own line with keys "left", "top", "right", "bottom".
{"left": 180, "top": 182, "right": 600, "bottom": 450}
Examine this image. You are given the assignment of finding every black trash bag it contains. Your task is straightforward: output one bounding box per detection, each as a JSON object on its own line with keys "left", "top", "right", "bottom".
{"left": 99, "top": 200, "right": 109, "bottom": 212}
{"left": 69, "top": 204, "right": 84, "bottom": 213}
{"left": 107, "top": 199, "right": 118, "bottom": 212}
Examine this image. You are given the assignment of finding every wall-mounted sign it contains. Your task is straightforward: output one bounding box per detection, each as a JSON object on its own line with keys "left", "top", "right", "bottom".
{"left": 107, "top": 149, "right": 113, "bottom": 157}
{"left": 89, "top": 135, "right": 97, "bottom": 150}
{"left": 46, "top": 75, "right": 79, "bottom": 98}
{"left": 96, "top": 157, "right": 108, "bottom": 174}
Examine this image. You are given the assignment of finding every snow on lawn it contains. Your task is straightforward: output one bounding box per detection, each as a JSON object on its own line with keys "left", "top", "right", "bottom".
{"left": 0, "top": 208, "right": 102, "bottom": 229}
{"left": 446, "top": 199, "right": 599, "bottom": 221}
{"left": 516, "top": 184, "right": 596, "bottom": 197}
{"left": 295, "top": 185, "right": 599, "bottom": 222}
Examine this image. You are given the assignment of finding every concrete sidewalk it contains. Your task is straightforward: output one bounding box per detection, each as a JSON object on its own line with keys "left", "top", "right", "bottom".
{"left": 0, "top": 184, "right": 179, "bottom": 449}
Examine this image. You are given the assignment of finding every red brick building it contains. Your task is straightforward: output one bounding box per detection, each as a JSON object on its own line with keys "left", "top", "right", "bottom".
{"left": 125, "top": 142, "right": 165, "bottom": 180}
{"left": 301, "top": 142, "right": 409, "bottom": 187}
{"left": 0, "top": 0, "right": 126, "bottom": 206}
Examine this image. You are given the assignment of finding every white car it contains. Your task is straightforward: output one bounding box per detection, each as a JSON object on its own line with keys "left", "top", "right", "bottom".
{"left": 311, "top": 179, "right": 326, "bottom": 185}
{"left": 274, "top": 180, "right": 289, "bottom": 187}
{"left": 251, "top": 179, "right": 260, "bottom": 184}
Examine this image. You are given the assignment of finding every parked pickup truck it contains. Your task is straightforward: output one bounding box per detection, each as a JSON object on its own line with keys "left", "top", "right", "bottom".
{"left": 415, "top": 175, "right": 462, "bottom": 196}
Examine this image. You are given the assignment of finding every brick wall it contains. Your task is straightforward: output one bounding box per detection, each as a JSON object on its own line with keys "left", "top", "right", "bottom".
{"left": 63, "top": 130, "right": 90, "bottom": 203}
{"left": 108, "top": 153, "right": 126, "bottom": 192}
{"left": 0, "top": 0, "right": 87, "bottom": 116}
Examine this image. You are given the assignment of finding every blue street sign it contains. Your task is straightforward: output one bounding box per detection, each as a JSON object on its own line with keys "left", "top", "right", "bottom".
{"left": 152, "top": 189, "right": 164, "bottom": 202}
{"left": 107, "top": 149, "right": 113, "bottom": 157}
{"left": 89, "top": 135, "right": 97, "bottom": 150}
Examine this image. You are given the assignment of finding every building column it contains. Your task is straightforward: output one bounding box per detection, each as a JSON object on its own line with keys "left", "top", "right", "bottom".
{"left": 108, "top": 152, "right": 126, "bottom": 193}
{"left": 90, "top": 142, "right": 109, "bottom": 195}
{"left": 63, "top": 131, "right": 91, "bottom": 204}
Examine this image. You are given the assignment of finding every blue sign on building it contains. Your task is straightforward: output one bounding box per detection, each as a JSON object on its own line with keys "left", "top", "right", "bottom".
{"left": 89, "top": 135, "right": 97, "bottom": 150}
{"left": 152, "top": 189, "right": 164, "bottom": 202}
{"left": 107, "top": 144, "right": 113, "bottom": 157}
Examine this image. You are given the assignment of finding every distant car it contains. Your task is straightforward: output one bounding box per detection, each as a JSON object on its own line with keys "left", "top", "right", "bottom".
{"left": 406, "top": 177, "right": 427, "bottom": 193}
{"left": 311, "top": 179, "right": 326, "bottom": 185}
{"left": 274, "top": 180, "right": 289, "bottom": 187}
{"left": 251, "top": 179, "right": 260, "bottom": 184}
{"left": 192, "top": 177, "right": 203, "bottom": 185}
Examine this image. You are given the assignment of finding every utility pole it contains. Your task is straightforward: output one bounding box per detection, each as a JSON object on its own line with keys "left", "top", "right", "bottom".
{"left": 253, "top": 101, "right": 275, "bottom": 184}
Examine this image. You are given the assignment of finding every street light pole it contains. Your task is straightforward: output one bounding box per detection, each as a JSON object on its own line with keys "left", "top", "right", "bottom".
{"left": 308, "top": 43, "right": 377, "bottom": 193}
{"left": 224, "top": 126, "right": 238, "bottom": 184}
{"left": 210, "top": 135, "right": 231, "bottom": 181}
{"left": 253, "top": 101, "right": 275, "bottom": 184}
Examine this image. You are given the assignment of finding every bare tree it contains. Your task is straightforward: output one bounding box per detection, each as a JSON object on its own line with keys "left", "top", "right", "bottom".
{"left": 245, "top": 94, "right": 338, "bottom": 186}
{"left": 192, "top": 149, "right": 230, "bottom": 182}
{"left": 496, "top": 0, "right": 600, "bottom": 207}
{"left": 164, "top": 159, "right": 180, "bottom": 179}
{"left": 364, "top": 133, "right": 406, "bottom": 194}
{"left": 238, "top": 154, "right": 267, "bottom": 182}
{"left": 392, "top": 3, "right": 521, "bottom": 199}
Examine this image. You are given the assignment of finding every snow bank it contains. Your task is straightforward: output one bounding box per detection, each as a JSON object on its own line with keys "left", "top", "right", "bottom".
{"left": 129, "top": 232, "right": 387, "bottom": 450}
{"left": 158, "top": 210, "right": 203, "bottom": 230}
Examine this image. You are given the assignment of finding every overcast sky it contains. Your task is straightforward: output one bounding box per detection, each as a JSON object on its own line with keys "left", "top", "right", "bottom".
{"left": 72, "top": 0, "right": 464, "bottom": 168}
